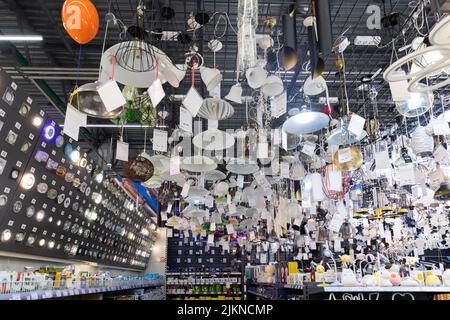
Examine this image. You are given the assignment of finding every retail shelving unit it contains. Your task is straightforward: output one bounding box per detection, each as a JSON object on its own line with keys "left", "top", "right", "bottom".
{"left": 0, "top": 279, "right": 164, "bottom": 300}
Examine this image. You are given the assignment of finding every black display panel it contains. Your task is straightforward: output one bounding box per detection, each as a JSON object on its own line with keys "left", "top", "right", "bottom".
{"left": 0, "top": 69, "right": 154, "bottom": 270}
{"left": 167, "top": 230, "right": 240, "bottom": 273}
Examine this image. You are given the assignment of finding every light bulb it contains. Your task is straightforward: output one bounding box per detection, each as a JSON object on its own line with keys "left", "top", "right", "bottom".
{"left": 43, "top": 124, "right": 56, "bottom": 141}
{"left": 38, "top": 239, "right": 46, "bottom": 247}
{"left": 95, "top": 172, "right": 104, "bottom": 183}
{"left": 32, "top": 116, "right": 43, "bottom": 127}
{"left": 48, "top": 240, "right": 55, "bottom": 249}
{"left": 70, "top": 150, "right": 80, "bottom": 162}
{"left": 1, "top": 229, "right": 12, "bottom": 242}
{"left": 36, "top": 210, "right": 45, "bottom": 222}
{"left": 20, "top": 173, "right": 35, "bottom": 190}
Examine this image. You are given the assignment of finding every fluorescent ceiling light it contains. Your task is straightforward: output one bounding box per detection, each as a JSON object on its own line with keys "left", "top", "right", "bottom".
{"left": 0, "top": 35, "right": 43, "bottom": 41}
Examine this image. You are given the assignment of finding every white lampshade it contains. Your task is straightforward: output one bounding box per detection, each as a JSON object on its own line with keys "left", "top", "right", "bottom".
{"left": 200, "top": 66, "right": 223, "bottom": 91}
{"left": 161, "top": 63, "right": 186, "bottom": 88}
{"left": 261, "top": 75, "right": 284, "bottom": 97}
{"left": 303, "top": 75, "right": 327, "bottom": 96}
{"left": 225, "top": 84, "right": 243, "bottom": 104}
{"left": 283, "top": 107, "right": 329, "bottom": 135}
{"left": 246, "top": 66, "right": 268, "bottom": 89}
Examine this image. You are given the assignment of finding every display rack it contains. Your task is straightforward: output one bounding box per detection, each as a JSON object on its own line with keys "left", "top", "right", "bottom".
{"left": 0, "top": 279, "right": 164, "bottom": 300}
{"left": 302, "top": 284, "right": 450, "bottom": 300}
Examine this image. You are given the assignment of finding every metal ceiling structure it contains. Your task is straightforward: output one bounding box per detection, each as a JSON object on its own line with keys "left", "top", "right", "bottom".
{"left": 0, "top": 0, "right": 446, "bottom": 174}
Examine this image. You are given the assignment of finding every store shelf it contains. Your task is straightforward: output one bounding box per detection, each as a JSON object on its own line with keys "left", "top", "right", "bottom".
{"left": 306, "top": 285, "right": 450, "bottom": 294}
{"left": 322, "top": 286, "right": 450, "bottom": 292}
{"left": 284, "top": 284, "right": 304, "bottom": 290}
{"left": 246, "top": 290, "right": 271, "bottom": 299}
{"left": 0, "top": 282, "right": 164, "bottom": 300}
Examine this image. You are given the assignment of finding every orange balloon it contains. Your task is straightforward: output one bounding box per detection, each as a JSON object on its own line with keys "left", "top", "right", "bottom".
{"left": 61, "top": 0, "right": 99, "bottom": 45}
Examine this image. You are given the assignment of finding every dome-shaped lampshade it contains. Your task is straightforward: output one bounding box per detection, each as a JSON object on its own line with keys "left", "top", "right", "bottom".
{"left": 332, "top": 146, "right": 363, "bottom": 171}
{"left": 76, "top": 82, "right": 124, "bottom": 119}
{"left": 411, "top": 125, "right": 434, "bottom": 157}
{"left": 395, "top": 87, "right": 433, "bottom": 117}
{"left": 283, "top": 104, "right": 329, "bottom": 135}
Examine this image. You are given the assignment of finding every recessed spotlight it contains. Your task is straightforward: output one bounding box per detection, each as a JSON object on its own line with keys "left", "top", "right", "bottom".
{"left": 32, "top": 116, "right": 43, "bottom": 127}
{"left": 1, "top": 229, "right": 12, "bottom": 242}
{"left": 48, "top": 240, "right": 55, "bottom": 249}
{"left": 36, "top": 210, "right": 45, "bottom": 222}
{"left": 70, "top": 150, "right": 80, "bottom": 162}
{"left": 43, "top": 124, "right": 56, "bottom": 141}
{"left": 38, "top": 239, "right": 46, "bottom": 247}
{"left": 20, "top": 173, "right": 35, "bottom": 190}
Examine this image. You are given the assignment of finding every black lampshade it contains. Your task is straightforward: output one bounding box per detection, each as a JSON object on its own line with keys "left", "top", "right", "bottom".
{"left": 281, "top": 14, "right": 298, "bottom": 70}
{"left": 315, "top": 0, "right": 333, "bottom": 55}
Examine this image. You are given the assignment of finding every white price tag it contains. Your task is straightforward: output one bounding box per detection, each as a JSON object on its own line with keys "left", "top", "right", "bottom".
{"left": 348, "top": 114, "right": 366, "bottom": 137}
{"left": 257, "top": 142, "right": 269, "bottom": 159}
{"left": 207, "top": 234, "right": 214, "bottom": 244}
{"left": 97, "top": 80, "right": 126, "bottom": 112}
{"left": 115, "top": 140, "right": 129, "bottom": 162}
{"left": 302, "top": 141, "right": 316, "bottom": 157}
{"left": 434, "top": 145, "right": 449, "bottom": 164}
{"left": 181, "top": 182, "right": 190, "bottom": 198}
{"left": 183, "top": 87, "right": 203, "bottom": 117}
{"left": 388, "top": 73, "right": 411, "bottom": 101}
{"left": 337, "top": 147, "right": 352, "bottom": 163}
{"left": 433, "top": 119, "right": 450, "bottom": 136}
{"left": 205, "top": 196, "right": 214, "bottom": 208}
{"left": 226, "top": 224, "right": 235, "bottom": 235}
{"left": 64, "top": 104, "right": 87, "bottom": 141}
{"left": 271, "top": 91, "right": 287, "bottom": 118}
{"left": 148, "top": 78, "right": 165, "bottom": 107}
{"left": 280, "top": 162, "right": 290, "bottom": 179}
{"left": 272, "top": 129, "right": 281, "bottom": 146}
{"left": 179, "top": 107, "right": 193, "bottom": 134}
{"left": 152, "top": 129, "right": 168, "bottom": 152}
{"left": 237, "top": 175, "right": 244, "bottom": 188}
{"left": 281, "top": 130, "right": 288, "bottom": 151}
{"left": 398, "top": 164, "right": 417, "bottom": 186}
{"left": 374, "top": 149, "right": 391, "bottom": 170}
{"left": 327, "top": 170, "right": 342, "bottom": 191}
{"left": 208, "top": 119, "right": 218, "bottom": 130}
{"left": 170, "top": 156, "right": 181, "bottom": 175}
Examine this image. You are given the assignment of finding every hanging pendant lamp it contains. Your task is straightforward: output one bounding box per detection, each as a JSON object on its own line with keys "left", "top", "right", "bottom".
{"left": 281, "top": 13, "right": 298, "bottom": 70}
{"left": 76, "top": 82, "right": 124, "bottom": 119}
{"left": 282, "top": 104, "right": 329, "bottom": 135}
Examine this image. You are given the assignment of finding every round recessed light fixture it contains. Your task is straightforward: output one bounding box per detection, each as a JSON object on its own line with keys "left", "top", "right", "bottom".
{"left": 32, "top": 116, "right": 43, "bottom": 127}
{"left": 38, "top": 239, "right": 46, "bottom": 247}
{"left": 20, "top": 173, "right": 35, "bottom": 190}
{"left": 36, "top": 210, "right": 45, "bottom": 222}
{"left": 48, "top": 240, "right": 55, "bottom": 249}
{"left": 43, "top": 124, "right": 56, "bottom": 141}
{"left": 1, "top": 229, "right": 12, "bottom": 242}
{"left": 70, "top": 150, "right": 81, "bottom": 162}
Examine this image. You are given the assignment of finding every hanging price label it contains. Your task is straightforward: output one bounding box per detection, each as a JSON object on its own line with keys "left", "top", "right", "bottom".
{"left": 338, "top": 147, "right": 352, "bottom": 163}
